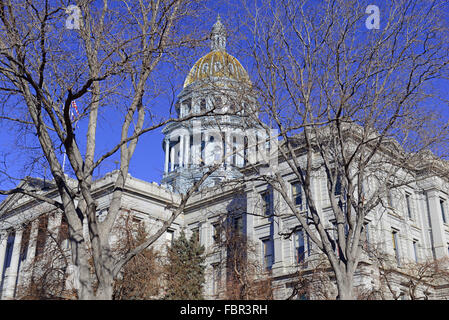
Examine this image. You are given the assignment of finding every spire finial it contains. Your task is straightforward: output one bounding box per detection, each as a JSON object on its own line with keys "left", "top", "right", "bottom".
{"left": 211, "top": 14, "right": 226, "bottom": 51}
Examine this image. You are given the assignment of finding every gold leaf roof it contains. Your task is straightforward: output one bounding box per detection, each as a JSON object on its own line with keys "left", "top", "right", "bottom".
{"left": 183, "top": 50, "right": 251, "bottom": 88}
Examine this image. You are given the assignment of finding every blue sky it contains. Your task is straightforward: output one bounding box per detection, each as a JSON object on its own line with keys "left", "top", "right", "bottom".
{"left": 0, "top": 0, "right": 448, "bottom": 197}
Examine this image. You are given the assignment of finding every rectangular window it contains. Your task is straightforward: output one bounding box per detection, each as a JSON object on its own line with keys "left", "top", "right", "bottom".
{"left": 58, "top": 214, "right": 69, "bottom": 245}
{"left": 20, "top": 223, "right": 31, "bottom": 261}
{"left": 292, "top": 182, "right": 303, "bottom": 209}
{"left": 212, "top": 263, "right": 221, "bottom": 295}
{"left": 295, "top": 230, "right": 305, "bottom": 264}
{"left": 192, "top": 228, "right": 200, "bottom": 243}
{"left": 200, "top": 99, "right": 206, "bottom": 112}
{"left": 387, "top": 186, "right": 394, "bottom": 207}
{"left": 212, "top": 223, "right": 220, "bottom": 244}
{"left": 233, "top": 216, "right": 243, "bottom": 235}
{"left": 262, "top": 238, "right": 274, "bottom": 270}
{"left": 392, "top": 230, "right": 400, "bottom": 266}
{"left": 334, "top": 174, "right": 342, "bottom": 196}
{"left": 166, "top": 229, "right": 174, "bottom": 244}
{"left": 214, "top": 96, "right": 223, "bottom": 110}
{"left": 406, "top": 193, "right": 413, "bottom": 219}
{"left": 261, "top": 188, "right": 273, "bottom": 216}
{"left": 232, "top": 136, "right": 237, "bottom": 166}
{"left": 200, "top": 133, "right": 206, "bottom": 166}
{"left": 36, "top": 214, "right": 48, "bottom": 259}
{"left": 183, "top": 98, "right": 191, "bottom": 115}
{"left": 2, "top": 232, "right": 15, "bottom": 276}
{"left": 440, "top": 199, "right": 447, "bottom": 224}
{"left": 412, "top": 240, "right": 419, "bottom": 263}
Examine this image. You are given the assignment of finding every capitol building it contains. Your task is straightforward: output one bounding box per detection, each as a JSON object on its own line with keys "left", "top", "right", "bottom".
{"left": 1, "top": 17, "right": 449, "bottom": 300}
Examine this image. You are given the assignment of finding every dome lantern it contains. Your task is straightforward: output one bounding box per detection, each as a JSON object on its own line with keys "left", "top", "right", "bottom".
{"left": 210, "top": 14, "right": 226, "bottom": 51}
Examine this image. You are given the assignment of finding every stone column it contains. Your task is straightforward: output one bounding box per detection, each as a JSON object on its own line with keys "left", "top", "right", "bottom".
{"left": 170, "top": 141, "right": 175, "bottom": 172}
{"left": 185, "top": 134, "right": 190, "bottom": 168}
{"left": 427, "top": 190, "right": 448, "bottom": 259}
{"left": 224, "top": 131, "right": 230, "bottom": 169}
{"left": 179, "top": 135, "right": 184, "bottom": 168}
{"left": 3, "top": 228, "right": 22, "bottom": 299}
{"left": 164, "top": 139, "right": 169, "bottom": 173}
{"left": 26, "top": 219, "right": 39, "bottom": 262}
{"left": 0, "top": 231, "right": 8, "bottom": 284}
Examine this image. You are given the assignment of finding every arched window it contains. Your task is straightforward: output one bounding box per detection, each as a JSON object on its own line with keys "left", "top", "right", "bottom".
{"left": 200, "top": 99, "right": 206, "bottom": 112}
{"left": 232, "top": 136, "right": 237, "bottom": 166}
{"left": 214, "top": 96, "right": 222, "bottom": 111}
{"left": 243, "top": 136, "right": 248, "bottom": 166}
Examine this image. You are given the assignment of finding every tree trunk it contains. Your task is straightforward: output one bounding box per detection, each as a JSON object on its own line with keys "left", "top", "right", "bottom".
{"left": 336, "top": 273, "right": 355, "bottom": 300}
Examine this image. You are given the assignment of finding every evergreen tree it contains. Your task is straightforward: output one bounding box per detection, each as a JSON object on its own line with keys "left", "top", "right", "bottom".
{"left": 164, "top": 230, "right": 205, "bottom": 299}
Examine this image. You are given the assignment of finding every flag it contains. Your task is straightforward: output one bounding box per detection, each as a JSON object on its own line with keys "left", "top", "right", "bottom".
{"left": 71, "top": 100, "right": 80, "bottom": 121}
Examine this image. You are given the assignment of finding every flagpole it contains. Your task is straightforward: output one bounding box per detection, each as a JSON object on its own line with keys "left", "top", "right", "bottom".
{"left": 63, "top": 151, "right": 67, "bottom": 173}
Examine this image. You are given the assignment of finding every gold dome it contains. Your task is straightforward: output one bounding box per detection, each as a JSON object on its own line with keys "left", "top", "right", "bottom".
{"left": 183, "top": 50, "right": 251, "bottom": 88}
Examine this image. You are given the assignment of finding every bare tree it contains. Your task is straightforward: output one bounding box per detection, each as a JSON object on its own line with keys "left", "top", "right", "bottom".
{"left": 363, "top": 244, "right": 449, "bottom": 300}
{"left": 0, "top": 0, "right": 228, "bottom": 299}
{"left": 208, "top": 202, "right": 273, "bottom": 300}
{"left": 16, "top": 212, "right": 76, "bottom": 299}
{"left": 235, "top": 0, "right": 449, "bottom": 299}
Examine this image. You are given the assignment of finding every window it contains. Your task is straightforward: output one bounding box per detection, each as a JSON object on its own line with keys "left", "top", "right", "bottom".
{"left": 262, "top": 238, "right": 274, "bottom": 270}
{"left": 232, "top": 136, "right": 237, "bottom": 166}
{"left": 261, "top": 188, "right": 273, "bottom": 216}
{"left": 387, "top": 185, "right": 394, "bottom": 207}
{"left": 20, "top": 223, "right": 31, "bottom": 261}
{"left": 36, "top": 214, "right": 49, "bottom": 259}
{"left": 212, "top": 263, "right": 221, "bottom": 295}
{"left": 412, "top": 240, "right": 419, "bottom": 263}
{"left": 212, "top": 223, "right": 221, "bottom": 243}
{"left": 334, "top": 174, "right": 342, "bottom": 196}
{"left": 2, "top": 232, "right": 15, "bottom": 277}
{"left": 200, "top": 133, "right": 206, "bottom": 166}
{"left": 440, "top": 199, "right": 447, "bottom": 224}
{"left": 192, "top": 228, "right": 200, "bottom": 243}
{"left": 59, "top": 214, "right": 70, "bottom": 250}
{"left": 292, "top": 182, "right": 303, "bottom": 209}
{"left": 243, "top": 136, "right": 248, "bottom": 166}
{"left": 200, "top": 99, "right": 206, "bottom": 112}
{"left": 183, "top": 99, "right": 191, "bottom": 115}
{"left": 214, "top": 96, "right": 223, "bottom": 111}
{"left": 166, "top": 229, "right": 174, "bottom": 244}
{"left": 392, "top": 230, "right": 400, "bottom": 266}
{"left": 405, "top": 193, "right": 413, "bottom": 219}
{"left": 233, "top": 216, "right": 243, "bottom": 235}
{"left": 295, "top": 230, "right": 305, "bottom": 264}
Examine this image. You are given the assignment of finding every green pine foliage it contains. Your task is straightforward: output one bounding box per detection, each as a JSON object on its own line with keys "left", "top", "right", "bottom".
{"left": 164, "top": 230, "right": 206, "bottom": 299}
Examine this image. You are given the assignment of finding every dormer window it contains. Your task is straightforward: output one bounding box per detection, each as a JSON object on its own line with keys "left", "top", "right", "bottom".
{"left": 202, "top": 62, "right": 209, "bottom": 73}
